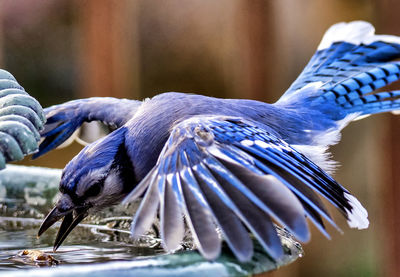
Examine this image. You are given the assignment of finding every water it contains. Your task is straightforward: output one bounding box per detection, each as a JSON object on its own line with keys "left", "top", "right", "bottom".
{"left": 0, "top": 164, "right": 168, "bottom": 271}
{"left": 0, "top": 217, "right": 165, "bottom": 271}
{"left": 0, "top": 166, "right": 303, "bottom": 276}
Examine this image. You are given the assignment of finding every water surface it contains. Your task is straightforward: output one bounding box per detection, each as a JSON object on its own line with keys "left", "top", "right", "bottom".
{"left": 0, "top": 217, "right": 165, "bottom": 271}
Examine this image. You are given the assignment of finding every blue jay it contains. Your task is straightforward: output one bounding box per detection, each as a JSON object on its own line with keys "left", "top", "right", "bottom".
{"left": 36, "top": 21, "right": 400, "bottom": 262}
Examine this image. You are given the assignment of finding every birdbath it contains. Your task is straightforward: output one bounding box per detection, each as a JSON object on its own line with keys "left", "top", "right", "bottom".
{"left": 0, "top": 165, "right": 303, "bottom": 276}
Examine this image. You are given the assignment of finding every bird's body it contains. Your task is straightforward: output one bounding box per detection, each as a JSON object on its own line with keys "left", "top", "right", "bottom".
{"left": 124, "top": 92, "right": 338, "bottom": 179}
{"left": 36, "top": 21, "right": 400, "bottom": 262}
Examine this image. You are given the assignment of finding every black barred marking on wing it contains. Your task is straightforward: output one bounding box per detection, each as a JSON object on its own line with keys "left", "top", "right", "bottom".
{"left": 279, "top": 21, "right": 400, "bottom": 118}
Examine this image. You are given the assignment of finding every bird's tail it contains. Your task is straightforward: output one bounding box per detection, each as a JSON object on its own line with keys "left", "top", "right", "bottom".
{"left": 277, "top": 21, "right": 400, "bottom": 122}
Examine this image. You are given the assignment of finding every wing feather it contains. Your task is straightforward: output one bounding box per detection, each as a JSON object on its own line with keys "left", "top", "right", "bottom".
{"left": 211, "top": 141, "right": 338, "bottom": 233}
{"left": 35, "top": 98, "right": 141, "bottom": 158}
{"left": 209, "top": 156, "right": 309, "bottom": 242}
{"left": 179, "top": 151, "right": 222, "bottom": 260}
{"left": 130, "top": 173, "right": 162, "bottom": 238}
{"left": 124, "top": 115, "right": 368, "bottom": 261}
{"left": 193, "top": 162, "right": 283, "bottom": 260}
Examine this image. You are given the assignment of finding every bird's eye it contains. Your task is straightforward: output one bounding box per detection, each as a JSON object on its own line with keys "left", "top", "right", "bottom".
{"left": 85, "top": 181, "right": 102, "bottom": 197}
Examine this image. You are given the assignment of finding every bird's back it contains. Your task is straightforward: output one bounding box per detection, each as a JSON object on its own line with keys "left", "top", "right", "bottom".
{"left": 124, "top": 92, "right": 335, "bottom": 179}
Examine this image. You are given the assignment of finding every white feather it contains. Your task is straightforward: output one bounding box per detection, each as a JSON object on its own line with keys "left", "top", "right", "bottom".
{"left": 353, "top": 114, "right": 371, "bottom": 121}
{"left": 307, "top": 113, "right": 359, "bottom": 148}
{"left": 344, "top": 193, "right": 369, "bottom": 229}
{"left": 291, "top": 144, "right": 337, "bottom": 174}
{"left": 292, "top": 113, "right": 360, "bottom": 173}
{"left": 318, "top": 20, "right": 400, "bottom": 50}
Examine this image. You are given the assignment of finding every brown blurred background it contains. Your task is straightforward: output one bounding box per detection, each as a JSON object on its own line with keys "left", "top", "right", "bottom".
{"left": 2, "top": 0, "right": 400, "bottom": 276}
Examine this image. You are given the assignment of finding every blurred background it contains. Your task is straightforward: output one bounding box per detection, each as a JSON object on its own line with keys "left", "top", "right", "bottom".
{"left": 1, "top": 0, "right": 400, "bottom": 276}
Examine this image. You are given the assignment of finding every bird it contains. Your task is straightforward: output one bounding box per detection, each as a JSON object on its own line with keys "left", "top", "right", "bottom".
{"left": 35, "top": 20, "right": 400, "bottom": 262}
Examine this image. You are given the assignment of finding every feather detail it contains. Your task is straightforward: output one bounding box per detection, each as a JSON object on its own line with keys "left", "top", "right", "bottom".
{"left": 125, "top": 115, "right": 369, "bottom": 261}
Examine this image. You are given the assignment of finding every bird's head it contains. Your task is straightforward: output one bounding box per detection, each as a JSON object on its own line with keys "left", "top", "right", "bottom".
{"left": 38, "top": 127, "right": 136, "bottom": 250}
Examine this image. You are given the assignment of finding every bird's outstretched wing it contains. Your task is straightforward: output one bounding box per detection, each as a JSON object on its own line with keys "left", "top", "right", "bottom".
{"left": 279, "top": 21, "right": 400, "bottom": 119}
{"left": 34, "top": 97, "right": 141, "bottom": 158}
{"left": 123, "top": 116, "right": 368, "bottom": 261}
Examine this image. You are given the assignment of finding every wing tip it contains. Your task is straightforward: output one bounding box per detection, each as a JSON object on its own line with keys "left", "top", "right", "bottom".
{"left": 318, "top": 20, "right": 400, "bottom": 51}
{"left": 197, "top": 245, "right": 222, "bottom": 261}
{"left": 344, "top": 193, "right": 369, "bottom": 230}
{"left": 294, "top": 224, "right": 311, "bottom": 243}
{"left": 129, "top": 223, "right": 145, "bottom": 240}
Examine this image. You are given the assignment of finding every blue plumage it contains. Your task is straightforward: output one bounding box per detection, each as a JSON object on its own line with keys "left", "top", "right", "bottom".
{"left": 33, "top": 97, "right": 141, "bottom": 158}
{"left": 60, "top": 127, "right": 127, "bottom": 193}
{"left": 37, "top": 21, "right": 399, "bottom": 261}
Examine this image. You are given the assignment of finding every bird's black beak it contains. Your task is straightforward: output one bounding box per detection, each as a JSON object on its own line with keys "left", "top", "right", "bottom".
{"left": 38, "top": 205, "right": 89, "bottom": 252}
